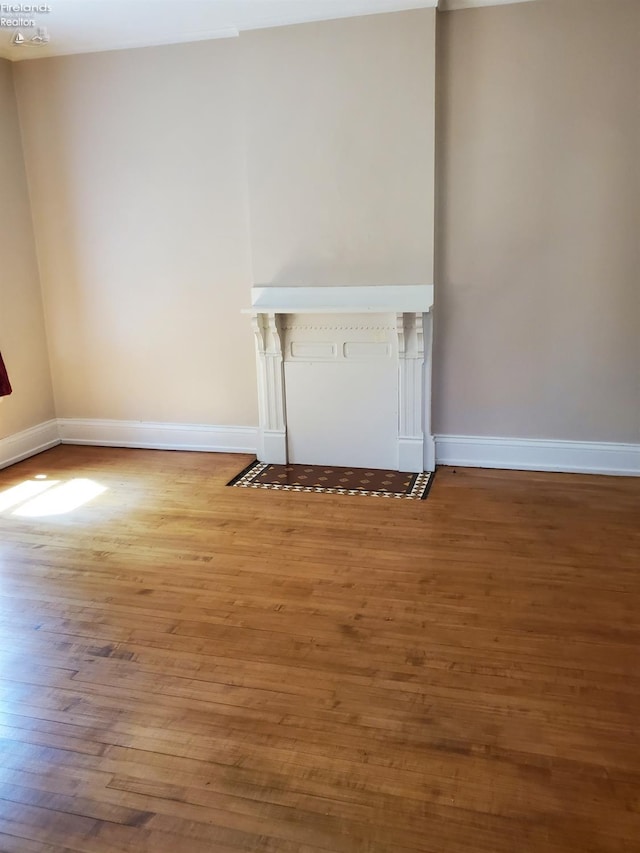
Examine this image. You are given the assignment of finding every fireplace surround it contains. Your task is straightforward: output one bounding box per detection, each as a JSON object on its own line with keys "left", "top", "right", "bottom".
{"left": 244, "top": 285, "right": 434, "bottom": 473}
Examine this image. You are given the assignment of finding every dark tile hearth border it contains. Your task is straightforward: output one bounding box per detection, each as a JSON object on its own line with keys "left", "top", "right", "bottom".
{"left": 227, "top": 460, "right": 434, "bottom": 500}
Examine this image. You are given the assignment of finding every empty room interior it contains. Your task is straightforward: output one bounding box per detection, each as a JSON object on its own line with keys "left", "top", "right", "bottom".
{"left": 0, "top": 0, "right": 639, "bottom": 850}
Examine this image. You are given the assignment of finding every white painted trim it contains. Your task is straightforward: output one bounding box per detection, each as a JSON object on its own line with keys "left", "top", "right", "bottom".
{"left": 244, "top": 285, "right": 434, "bottom": 315}
{"left": 0, "top": 420, "right": 60, "bottom": 470}
{"left": 398, "top": 437, "right": 425, "bottom": 473}
{"left": 251, "top": 312, "right": 288, "bottom": 464}
{"left": 2, "top": 420, "right": 636, "bottom": 479}
{"left": 435, "top": 435, "right": 640, "bottom": 477}
{"left": 438, "top": 0, "right": 535, "bottom": 11}
{"left": 250, "top": 303, "right": 434, "bottom": 471}
{"left": 260, "top": 429, "right": 288, "bottom": 465}
{"left": 57, "top": 419, "right": 258, "bottom": 454}
{"left": 396, "top": 312, "right": 428, "bottom": 472}
{"left": 424, "top": 434, "right": 436, "bottom": 473}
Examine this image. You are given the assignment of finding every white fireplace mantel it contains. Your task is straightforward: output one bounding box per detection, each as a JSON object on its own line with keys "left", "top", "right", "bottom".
{"left": 247, "top": 284, "right": 433, "bottom": 314}
{"left": 243, "top": 285, "right": 435, "bottom": 473}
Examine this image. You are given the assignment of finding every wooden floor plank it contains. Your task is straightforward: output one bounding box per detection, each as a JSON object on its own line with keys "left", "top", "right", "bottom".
{"left": 1, "top": 446, "right": 639, "bottom": 852}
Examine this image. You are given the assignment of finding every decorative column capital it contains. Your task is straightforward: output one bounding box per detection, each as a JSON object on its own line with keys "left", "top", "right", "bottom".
{"left": 395, "top": 312, "right": 425, "bottom": 360}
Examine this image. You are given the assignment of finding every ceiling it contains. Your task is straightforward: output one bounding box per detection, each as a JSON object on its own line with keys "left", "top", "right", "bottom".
{"left": 0, "top": 0, "right": 535, "bottom": 62}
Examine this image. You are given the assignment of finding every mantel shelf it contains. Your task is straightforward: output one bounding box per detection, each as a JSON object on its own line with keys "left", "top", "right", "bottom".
{"left": 242, "top": 285, "right": 434, "bottom": 315}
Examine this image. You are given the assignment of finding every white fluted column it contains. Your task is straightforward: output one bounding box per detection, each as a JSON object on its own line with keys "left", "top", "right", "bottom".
{"left": 396, "top": 311, "right": 433, "bottom": 472}
{"left": 251, "top": 312, "right": 287, "bottom": 464}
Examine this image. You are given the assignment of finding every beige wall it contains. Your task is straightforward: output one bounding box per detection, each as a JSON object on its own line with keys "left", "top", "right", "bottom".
{"left": 434, "top": 0, "right": 640, "bottom": 443}
{"left": 14, "top": 40, "right": 257, "bottom": 425}
{"left": 10, "top": 2, "right": 638, "bottom": 446}
{"left": 0, "top": 59, "right": 54, "bottom": 439}
{"left": 242, "top": 10, "right": 435, "bottom": 286}
{"left": 14, "top": 11, "right": 435, "bottom": 427}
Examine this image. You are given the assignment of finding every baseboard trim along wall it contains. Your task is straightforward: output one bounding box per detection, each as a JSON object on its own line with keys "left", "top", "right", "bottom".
{"left": 1, "top": 419, "right": 638, "bottom": 477}
{"left": 435, "top": 434, "right": 640, "bottom": 477}
{"left": 0, "top": 419, "right": 60, "bottom": 470}
{"left": 56, "top": 418, "right": 258, "bottom": 455}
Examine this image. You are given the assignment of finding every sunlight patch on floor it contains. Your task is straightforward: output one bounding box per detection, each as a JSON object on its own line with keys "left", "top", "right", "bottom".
{"left": 0, "top": 479, "right": 60, "bottom": 512}
{"left": 0, "top": 477, "right": 108, "bottom": 518}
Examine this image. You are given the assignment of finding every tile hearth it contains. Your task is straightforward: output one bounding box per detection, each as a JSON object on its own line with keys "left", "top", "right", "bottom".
{"left": 228, "top": 460, "right": 434, "bottom": 500}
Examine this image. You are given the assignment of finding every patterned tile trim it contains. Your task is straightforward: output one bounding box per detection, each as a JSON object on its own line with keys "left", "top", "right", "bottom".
{"left": 227, "top": 461, "right": 434, "bottom": 500}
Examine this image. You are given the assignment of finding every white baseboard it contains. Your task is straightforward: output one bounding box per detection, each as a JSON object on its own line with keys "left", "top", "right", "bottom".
{"left": 0, "top": 420, "right": 60, "bottom": 470}
{"left": 57, "top": 418, "right": 258, "bottom": 454}
{"left": 1, "top": 419, "right": 638, "bottom": 478}
{"left": 435, "top": 434, "right": 640, "bottom": 477}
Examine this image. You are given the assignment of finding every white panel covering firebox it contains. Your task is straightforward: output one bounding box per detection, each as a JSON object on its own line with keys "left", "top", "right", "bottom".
{"left": 283, "top": 314, "right": 398, "bottom": 469}
{"left": 243, "top": 285, "right": 434, "bottom": 473}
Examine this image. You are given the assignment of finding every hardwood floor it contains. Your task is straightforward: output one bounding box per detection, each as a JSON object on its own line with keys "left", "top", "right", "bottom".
{"left": 0, "top": 445, "right": 639, "bottom": 853}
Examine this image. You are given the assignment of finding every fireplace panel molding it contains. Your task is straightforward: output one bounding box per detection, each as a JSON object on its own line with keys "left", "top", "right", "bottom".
{"left": 244, "top": 285, "right": 434, "bottom": 472}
